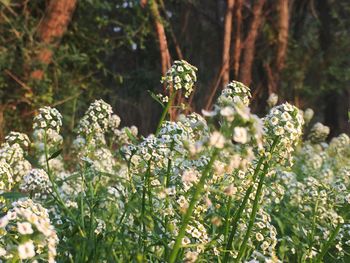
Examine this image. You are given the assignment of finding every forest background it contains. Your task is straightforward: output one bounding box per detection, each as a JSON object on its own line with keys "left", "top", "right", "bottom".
{"left": 0, "top": 0, "right": 349, "bottom": 140}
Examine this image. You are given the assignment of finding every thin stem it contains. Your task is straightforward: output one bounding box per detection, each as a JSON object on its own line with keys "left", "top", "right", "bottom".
{"left": 314, "top": 223, "right": 341, "bottom": 263}
{"left": 224, "top": 196, "right": 232, "bottom": 243}
{"left": 308, "top": 198, "right": 319, "bottom": 261}
{"left": 164, "top": 141, "right": 174, "bottom": 259}
{"left": 223, "top": 156, "right": 264, "bottom": 262}
{"left": 43, "top": 129, "right": 86, "bottom": 237}
{"left": 168, "top": 149, "right": 218, "bottom": 263}
{"left": 223, "top": 139, "right": 278, "bottom": 262}
{"left": 235, "top": 163, "right": 269, "bottom": 262}
{"left": 155, "top": 92, "right": 176, "bottom": 135}
{"left": 139, "top": 160, "right": 152, "bottom": 259}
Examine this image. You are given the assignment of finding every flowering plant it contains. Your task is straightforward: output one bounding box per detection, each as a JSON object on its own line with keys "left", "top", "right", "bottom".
{"left": 0, "top": 61, "right": 349, "bottom": 262}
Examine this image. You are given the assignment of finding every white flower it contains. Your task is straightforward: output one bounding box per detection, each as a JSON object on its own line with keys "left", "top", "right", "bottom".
{"left": 18, "top": 240, "right": 36, "bottom": 259}
{"left": 0, "top": 247, "right": 6, "bottom": 256}
{"left": 0, "top": 216, "right": 9, "bottom": 228}
{"left": 256, "top": 232, "right": 264, "bottom": 241}
{"left": 267, "top": 93, "right": 278, "bottom": 107}
{"left": 182, "top": 169, "right": 199, "bottom": 184}
{"left": 17, "top": 222, "right": 34, "bottom": 235}
{"left": 177, "top": 66, "right": 184, "bottom": 72}
{"left": 270, "top": 116, "right": 279, "bottom": 126}
{"left": 201, "top": 109, "right": 217, "bottom": 117}
{"left": 281, "top": 111, "right": 292, "bottom": 121}
{"left": 304, "top": 108, "right": 314, "bottom": 123}
{"left": 233, "top": 127, "right": 248, "bottom": 144}
{"left": 220, "top": 106, "right": 235, "bottom": 121}
{"left": 209, "top": 131, "right": 225, "bottom": 148}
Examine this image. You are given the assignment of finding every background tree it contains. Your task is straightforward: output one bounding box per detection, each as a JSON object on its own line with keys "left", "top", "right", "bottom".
{"left": 0, "top": 0, "right": 349, "bottom": 139}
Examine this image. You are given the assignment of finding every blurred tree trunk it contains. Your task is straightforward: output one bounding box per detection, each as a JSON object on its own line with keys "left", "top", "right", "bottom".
{"left": 30, "top": 0, "right": 77, "bottom": 80}
{"left": 222, "top": 0, "right": 235, "bottom": 86}
{"left": 239, "top": 0, "right": 266, "bottom": 86}
{"left": 149, "top": 0, "right": 175, "bottom": 120}
{"left": 149, "top": 0, "right": 171, "bottom": 79}
{"left": 276, "top": 0, "right": 289, "bottom": 74}
{"left": 267, "top": 0, "right": 289, "bottom": 94}
{"left": 233, "top": 0, "right": 243, "bottom": 79}
{"left": 317, "top": 0, "right": 338, "bottom": 136}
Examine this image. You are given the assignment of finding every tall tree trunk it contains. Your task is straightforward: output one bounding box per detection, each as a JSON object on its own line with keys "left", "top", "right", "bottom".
{"left": 276, "top": 0, "right": 289, "bottom": 73}
{"left": 265, "top": 0, "right": 291, "bottom": 95}
{"left": 233, "top": 0, "right": 243, "bottom": 79}
{"left": 30, "top": 0, "right": 77, "bottom": 80}
{"left": 239, "top": 0, "right": 266, "bottom": 86}
{"left": 149, "top": 0, "right": 171, "bottom": 79}
{"left": 222, "top": 0, "right": 235, "bottom": 86}
{"left": 149, "top": 0, "right": 175, "bottom": 120}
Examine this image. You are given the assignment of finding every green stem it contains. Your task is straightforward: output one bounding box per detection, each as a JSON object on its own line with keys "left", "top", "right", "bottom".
{"left": 223, "top": 156, "right": 265, "bottom": 262}
{"left": 314, "top": 223, "right": 341, "bottom": 263}
{"left": 223, "top": 139, "right": 278, "bottom": 262}
{"left": 155, "top": 92, "right": 176, "bottom": 136}
{"left": 235, "top": 162, "right": 269, "bottom": 262}
{"left": 164, "top": 142, "right": 174, "bottom": 259}
{"left": 168, "top": 149, "right": 218, "bottom": 263}
{"left": 224, "top": 196, "right": 232, "bottom": 243}
{"left": 44, "top": 130, "right": 86, "bottom": 237}
{"left": 308, "top": 198, "right": 319, "bottom": 262}
{"left": 139, "top": 160, "right": 152, "bottom": 257}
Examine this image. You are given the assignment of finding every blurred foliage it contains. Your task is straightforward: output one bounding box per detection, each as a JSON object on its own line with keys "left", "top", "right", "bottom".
{"left": 0, "top": 0, "right": 349, "bottom": 137}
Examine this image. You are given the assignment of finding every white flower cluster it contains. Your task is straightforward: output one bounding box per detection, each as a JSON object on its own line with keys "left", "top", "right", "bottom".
{"left": 78, "top": 99, "right": 113, "bottom": 135}
{"left": 328, "top": 133, "right": 350, "bottom": 155}
{"left": 112, "top": 125, "right": 138, "bottom": 146}
{"left": 204, "top": 104, "right": 264, "bottom": 150}
{"left": 264, "top": 103, "right": 304, "bottom": 164}
{"left": 178, "top": 112, "right": 209, "bottom": 141}
{"left": 73, "top": 100, "right": 123, "bottom": 174}
{"left": 20, "top": 168, "right": 52, "bottom": 195}
{"left": 4, "top": 131, "right": 31, "bottom": 150}
{"left": 303, "top": 108, "right": 314, "bottom": 124}
{"left": 33, "top": 106, "right": 63, "bottom": 133}
{"left": 161, "top": 60, "right": 198, "bottom": 98}
{"left": 266, "top": 93, "right": 278, "bottom": 108}
{"left": 276, "top": 174, "right": 345, "bottom": 259}
{"left": 217, "top": 80, "right": 251, "bottom": 106}
{"left": 307, "top": 122, "right": 330, "bottom": 143}
{"left": 109, "top": 114, "right": 121, "bottom": 132}
{"left": 0, "top": 142, "right": 32, "bottom": 183}
{"left": 0, "top": 161, "right": 13, "bottom": 199}
{"left": 33, "top": 128, "right": 63, "bottom": 152}
{"left": 0, "top": 143, "right": 24, "bottom": 164}
{"left": 0, "top": 63, "right": 348, "bottom": 261}
{"left": 91, "top": 148, "right": 116, "bottom": 174}
{"left": 0, "top": 199, "right": 58, "bottom": 262}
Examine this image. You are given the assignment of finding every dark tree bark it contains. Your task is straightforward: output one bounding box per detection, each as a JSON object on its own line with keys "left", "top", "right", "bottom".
{"left": 30, "top": 0, "right": 77, "bottom": 80}
{"left": 222, "top": 0, "right": 235, "bottom": 86}
{"left": 149, "top": 0, "right": 171, "bottom": 79}
{"left": 266, "top": 0, "right": 290, "bottom": 94}
{"left": 233, "top": 0, "right": 243, "bottom": 79}
{"left": 276, "top": 0, "right": 289, "bottom": 73}
{"left": 239, "top": 0, "right": 266, "bottom": 86}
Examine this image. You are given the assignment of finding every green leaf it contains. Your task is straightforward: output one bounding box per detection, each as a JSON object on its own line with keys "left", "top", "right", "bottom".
{"left": 124, "top": 128, "right": 138, "bottom": 144}
{"left": 0, "top": 192, "right": 27, "bottom": 199}
{"left": 48, "top": 149, "right": 63, "bottom": 161}
{"left": 148, "top": 90, "right": 165, "bottom": 108}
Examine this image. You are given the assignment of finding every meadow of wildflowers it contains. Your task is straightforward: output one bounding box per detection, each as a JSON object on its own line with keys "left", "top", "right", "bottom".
{"left": 0, "top": 60, "right": 349, "bottom": 262}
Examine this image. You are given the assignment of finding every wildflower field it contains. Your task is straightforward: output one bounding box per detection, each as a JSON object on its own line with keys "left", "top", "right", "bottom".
{"left": 0, "top": 61, "right": 349, "bottom": 263}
